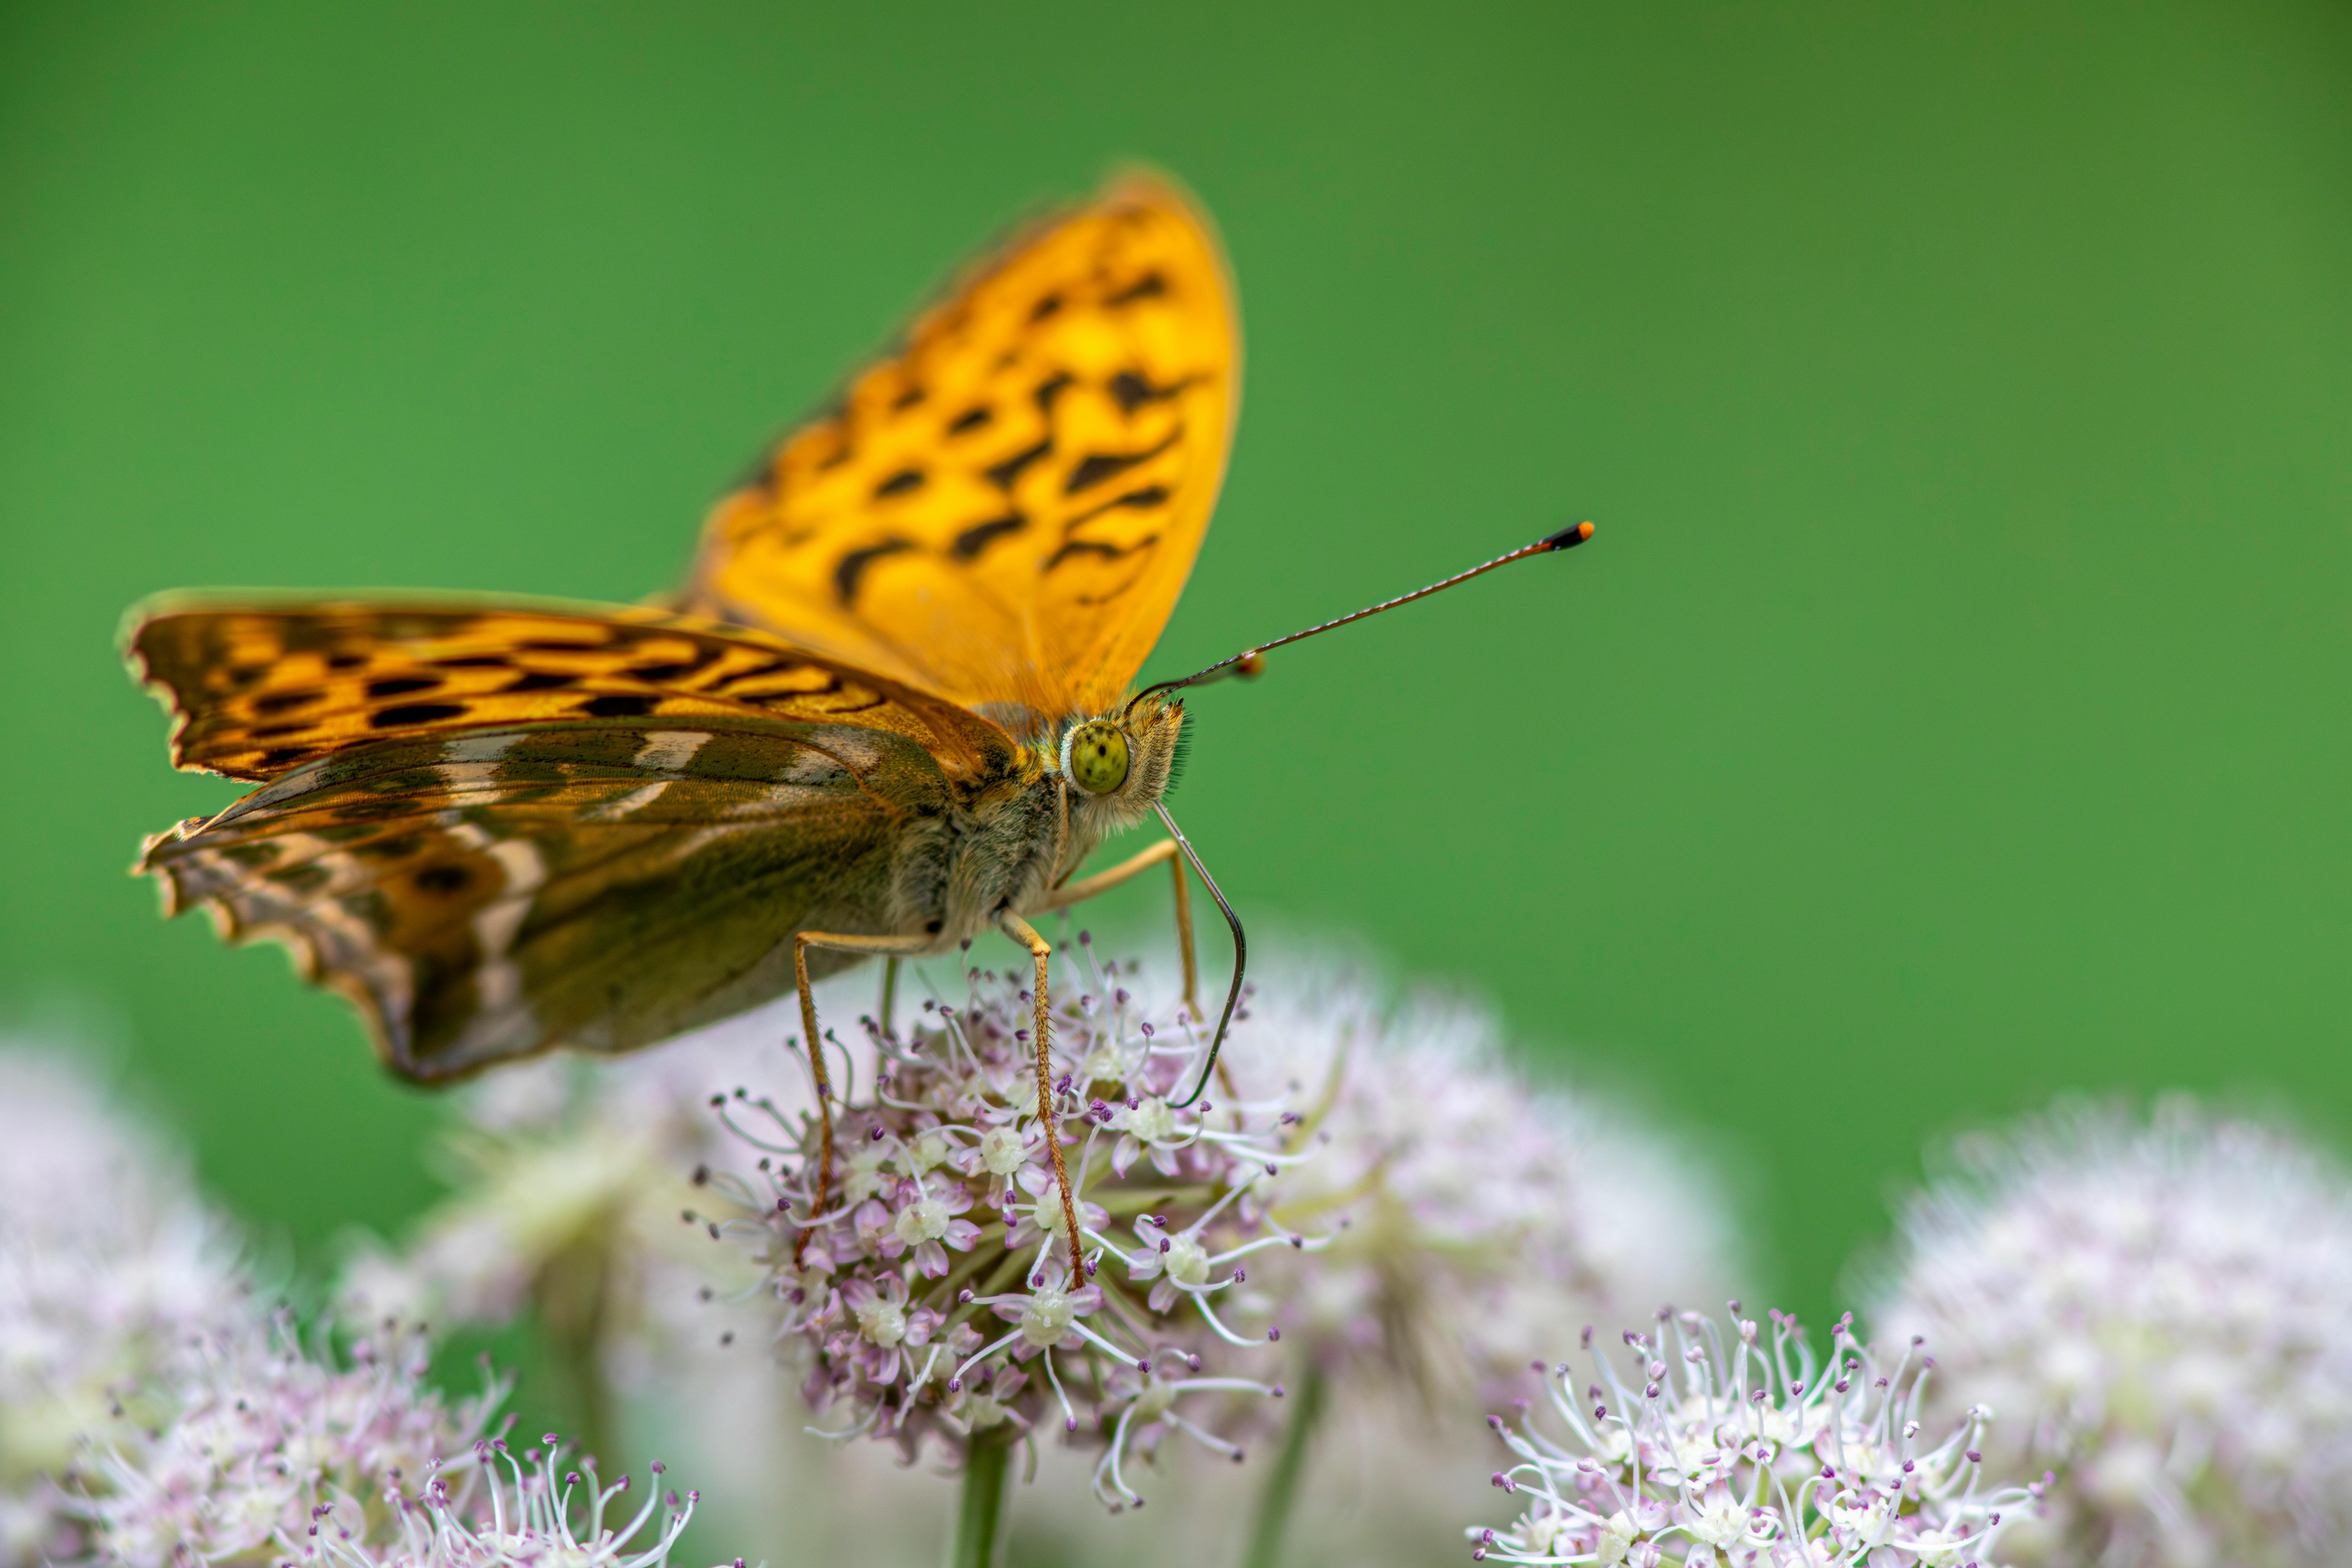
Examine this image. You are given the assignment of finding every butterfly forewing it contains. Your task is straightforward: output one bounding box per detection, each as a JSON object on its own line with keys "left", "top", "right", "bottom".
{"left": 126, "top": 597, "right": 1026, "bottom": 1081}
{"left": 682, "top": 176, "right": 1237, "bottom": 717}
{"left": 128, "top": 597, "right": 1016, "bottom": 782}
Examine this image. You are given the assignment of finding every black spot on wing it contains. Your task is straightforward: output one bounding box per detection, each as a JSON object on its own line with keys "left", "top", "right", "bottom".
{"left": 948, "top": 405, "right": 993, "bottom": 435}
{"left": 413, "top": 863, "right": 472, "bottom": 895}
{"left": 367, "top": 676, "right": 443, "bottom": 699}
{"left": 265, "top": 861, "right": 333, "bottom": 894}
{"left": 504, "top": 670, "right": 575, "bottom": 694}
{"left": 1043, "top": 536, "right": 1157, "bottom": 571}
{"left": 356, "top": 833, "right": 423, "bottom": 862}
{"left": 1109, "top": 370, "right": 1187, "bottom": 413}
{"left": 253, "top": 689, "right": 322, "bottom": 715}
{"left": 1033, "top": 372, "right": 1074, "bottom": 413}
{"left": 581, "top": 694, "right": 659, "bottom": 719}
{"left": 1030, "top": 292, "right": 1063, "bottom": 321}
{"left": 258, "top": 746, "right": 308, "bottom": 769}
{"left": 834, "top": 538, "right": 918, "bottom": 606}
{"left": 985, "top": 438, "right": 1053, "bottom": 492}
{"left": 1105, "top": 272, "right": 1167, "bottom": 306}
{"left": 430, "top": 655, "right": 512, "bottom": 668}
{"left": 1064, "top": 429, "right": 1179, "bottom": 495}
{"left": 892, "top": 385, "right": 925, "bottom": 410}
{"left": 874, "top": 467, "right": 926, "bottom": 498}
{"left": 372, "top": 703, "right": 468, "bottom": 728}
{"left": 627, "top": 642, "right": 722, "bottom": 683}
{"left": 1067, "top": 484, "right": 1173, "bottom": 528}
{"left": 326, "top": 653, "right": 368, "bottom": 672}
{"left": 951, "top": 514, "right": 1028, "bottom": 561}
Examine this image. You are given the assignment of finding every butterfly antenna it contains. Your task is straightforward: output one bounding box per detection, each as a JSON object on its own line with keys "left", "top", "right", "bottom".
{"left": 1127, "top": 521, "right": 1595, "bottom": 714}
{"left": 1156, "top": 801, "right": 1245, "bottom": 1110}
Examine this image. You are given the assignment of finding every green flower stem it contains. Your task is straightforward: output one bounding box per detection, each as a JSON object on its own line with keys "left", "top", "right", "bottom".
{"left": 950, "top": 1428, "right": 1016, "bottom": 1568}
{"left": 1241, "top": 1361, "right": 1327, "bottom": 1568}
{"left": 537, "top": 1230, "right": 619, "bottom": 1475}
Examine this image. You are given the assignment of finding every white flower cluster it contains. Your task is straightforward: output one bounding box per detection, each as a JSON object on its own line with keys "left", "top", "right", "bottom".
{"left": 75, "top": 1315, "right": 499, "bottom": 1564}
{"left": 0, "top": 1044, "right": 736, "bottom": 1568}
{"left": 1231, "top": 964, "right": 1735, "bottom": 1402}
{"left": 1872, "top": 1099, "right": 2352, "bottom": 1566}
{"left": 701, "top": 940, "right": 1326, "bottom": 1504}
{"left": 0, "top": 1045, "right": 252, "bottom": 1564}
{"left": 325, "top": 953, "right": 1738, "bottom": 1564}
{"left": 1472, "top": 1304, "right": 2034, "bottom": 1567}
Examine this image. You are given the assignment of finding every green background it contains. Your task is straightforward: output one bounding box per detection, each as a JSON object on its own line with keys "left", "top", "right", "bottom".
{"left": 4, "top": 0, "right": 2347, "bottom": 1360}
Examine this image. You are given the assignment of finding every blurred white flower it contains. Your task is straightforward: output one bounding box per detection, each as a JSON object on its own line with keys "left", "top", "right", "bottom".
{"left": 1470, "top": 1303, "right": 2035, "bottom": 1567}
{"left": 0, "top": 1044, "right": 252, "bottom": 1565}
{"left": 75, "top": 1313, "right": 501, "bottom": 1564}
{"left": 336, "top": 1037, "right": 780, "bottom": 1468}
{"left": 1871, "top": 1098, "right": 2352, "bottom": 1566}
{"left": 1235, "top": 961, "right": 1738, "bottom": 1404}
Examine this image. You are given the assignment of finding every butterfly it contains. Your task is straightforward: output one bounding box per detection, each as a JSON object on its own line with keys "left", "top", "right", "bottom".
{"left": 127, "top": 175, "right": 1591, "bottom": 1259}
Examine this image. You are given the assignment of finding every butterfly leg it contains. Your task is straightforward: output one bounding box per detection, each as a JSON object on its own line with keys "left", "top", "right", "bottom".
{"left": 1042, "top": 839, "right": 1200, "bottom": 1022}
{"left": 793, "top": 930, "right": 936, "bottom": 1258}
{"left": 997, "top": 911, "right": 1088, "bottom": 1280}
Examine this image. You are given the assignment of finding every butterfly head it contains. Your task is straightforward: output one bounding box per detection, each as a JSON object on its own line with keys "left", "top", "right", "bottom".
{"left": 1054, "top": 695, "right": 1185, "bottom": 835}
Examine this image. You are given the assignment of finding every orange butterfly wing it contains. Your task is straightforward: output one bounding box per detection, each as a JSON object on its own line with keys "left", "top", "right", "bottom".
{"left": 127, "top": 595, "right": 1017, "bottom": 783}
{"left": 680, "top": 175, "right": 1239, "bottom": 720}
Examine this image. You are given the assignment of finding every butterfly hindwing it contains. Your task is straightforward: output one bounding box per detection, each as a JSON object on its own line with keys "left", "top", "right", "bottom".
{"left": 681, "top": 175, "right": 1238, "bottom": 717}
{"left": 141, "top": 718, "right": 949, "bottom": 1081}
{"left": 127, "top": 596, "right": 1018, "bottom": 783}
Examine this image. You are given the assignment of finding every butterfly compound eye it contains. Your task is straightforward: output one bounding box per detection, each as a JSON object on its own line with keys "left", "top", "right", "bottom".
{"left": 1067, "top": 722, "right": 1131, "bottom": 796}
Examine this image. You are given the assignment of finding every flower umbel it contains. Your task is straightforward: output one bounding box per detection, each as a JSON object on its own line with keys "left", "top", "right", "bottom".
{"left": 1232, "top": 967, "right": 1736, "bottom": 1405}
{"left": 0, "top": 1044, "right": 254, "bottom": 1565}
{"left": 1470, "top": 1304, "right": 2034, "bottom": 1567}
{"left": 73, "top": 1312, "right": 504, "bottom": 1565}
{"left": 1872, "top": 1099, "right": 2352, "bottom": 1566}
{"left": 701, "top": 941, "right": 1328, "bottom": 1505}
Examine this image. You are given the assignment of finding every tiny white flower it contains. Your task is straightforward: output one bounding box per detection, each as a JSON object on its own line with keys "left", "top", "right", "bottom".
{"left": 855, "top": 1294, "right": 909, "bottom": 1349}
{"left": 893, "top": 1196, "right": 951, "bottom": 1247}
{"left": 902, "top": 1127, "right": 955, "bottom": 1174}
{"left": 1018, "top": 1286, "right": 1080, "bottom": 1348}
{"left": 1161, "top": 1231, "right": 1211, "bottom": 1289}
{"left": 1119, "top": 1096, "right": 1177, "bottom": 1145}
{"left": 1596, "top": 1509, "right": 1637, "bottom": 1564}
{"left": 976, "top": 1125, "right": 1029, "bottom": 1176}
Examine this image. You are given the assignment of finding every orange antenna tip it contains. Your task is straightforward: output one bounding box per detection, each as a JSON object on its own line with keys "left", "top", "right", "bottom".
{"left": 1542, "top": 520, "right": 1595, "bottom": 549}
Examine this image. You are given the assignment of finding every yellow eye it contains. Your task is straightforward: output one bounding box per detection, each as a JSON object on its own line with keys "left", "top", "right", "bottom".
{"left": 1066, "top": 722, "right": 1131, "bottom": 795}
